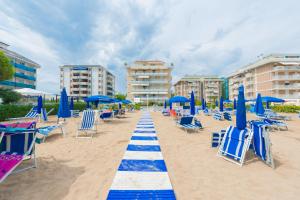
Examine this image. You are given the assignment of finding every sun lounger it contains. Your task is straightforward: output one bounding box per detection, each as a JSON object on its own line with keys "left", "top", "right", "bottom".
{"left": 100, "top": 112, "right": 113, "bottom": 121}
{"left": 263, "top": 118, "right": 288, "bottom": 131}
{"left": 250, "top": 121, "right": 274, "bottom": 168}
{"left": 211, "top": 129, "right": 226, "bottom": 148}
{"left": 218, "top": 126, "right": 253, "bottom": 166}
{"left": 37, "top": 123, "right": 65, "bottom": 143}
{"left": 71, "top": 110, "right": 80, "bottom": 118}
{"left": 77, "top": 110, "right": 97, "bottom": 138}
{"left": 213, "top": 112, "right": 223, "bottom": 121}
{"left": 0, "top": 128, "right": 38, "bottom": 183}
{"left": 176, "top": 116, "right": 201, "bottom": 132}
{"left": 223, "top": 112, "right": 232, "bottom": 121}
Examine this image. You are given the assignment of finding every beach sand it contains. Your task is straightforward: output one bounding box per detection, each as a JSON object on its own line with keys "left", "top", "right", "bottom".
{"left": 0, "top": 111, "right": 300, "bottom": 200}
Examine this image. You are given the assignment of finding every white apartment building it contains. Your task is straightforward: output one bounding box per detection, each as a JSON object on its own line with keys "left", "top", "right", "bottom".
{"left": 174, "top": 75, "right": 223, "bottom": 103}
{"left": 60, "top": 65, "right": 115, "bottom": 98}
{"left": 127, "top": 60, "right": 172, "bottom": 104}
{"left": 228, "top": 54, "right": 300, "bottom": 104}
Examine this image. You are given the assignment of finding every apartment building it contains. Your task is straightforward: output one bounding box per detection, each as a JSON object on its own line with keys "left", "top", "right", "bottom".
{"left": 228, "top": 54, "right": 300, "bottom": 104}
{"left": 0, "top": 41, "right": 40, "bottom": 89}
{"left": 60, "top": 65, "right": 115, "bottom": 98}
{"left": 126, "top": 60, "right": 172, "bottom": 104}
{"left": 174, "top": 75, "right": 223, "bottom": 103}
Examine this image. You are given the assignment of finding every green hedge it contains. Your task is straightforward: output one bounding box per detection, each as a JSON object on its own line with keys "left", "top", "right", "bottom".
{"left": 0, "top": 102, "right": 87, "bottom": 122}
{"left": 270, "top": 105, "right": 300, "bottom": 113}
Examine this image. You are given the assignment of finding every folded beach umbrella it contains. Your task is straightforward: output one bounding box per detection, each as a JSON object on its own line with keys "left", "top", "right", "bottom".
{"left": 219, "top": 97, "right": 224, "bottom": 112}
{"left": 255, "top": 93, "right": 265, "bottom": 115}
{"left": 236, "top": 85, "right": 246, "bottom": 130}
{"left": 37, "top": 96, "right": 43, "bottom": 114}
{"left": 118, "top": 103, "right": 122, "bottom": 109}
{"left": 215, "top": 99, "right": 218, "bottom": 107}
{"left": 233, "top": 98, "right": 237, "bottom": 110}
{"left": 57, "top": 87, "right": 71, "bottom": 118}
{"left": 164, "top": 100, "right": 167, "bottom": 109}
{"left": 190, "top": 91, "right": 195, "bottom": 115}
{"left": 201, "top": 98, "right": 205, "bottom": 110}
{"left": 70, "top": 97, "right": 74, "bottom": 110}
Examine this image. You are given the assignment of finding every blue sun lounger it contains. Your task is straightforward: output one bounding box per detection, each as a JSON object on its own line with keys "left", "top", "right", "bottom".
{"left": 177, "top": 116, "right": 202, "bottom": 132}
{"left": 263, "top": 118, "right": 288, "bottom": 131}
{"left": 9, "top": 107, "right": 40, "bottom": 121}
{"left": 100, "top": 112, "right": 113, "bottom": 121}
{"left": 211, "top": 129, "right": 226, "bottom": 148}
{"left": 218, "top": 126, "right": 253, "bottom": 166}
{"left": 213, "top": 112, "right": 223, "bottom": 121}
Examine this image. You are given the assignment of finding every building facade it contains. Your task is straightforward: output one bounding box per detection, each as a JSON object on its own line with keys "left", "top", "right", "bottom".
{"left": 60, "top": 65, "right": 115, "bottom": 98}
{"left": 126, "top": 60, "right": 172, "bottom": 104}
{"left": 174, "top": 75, "right": 223, "bottom": 103}
{"left": 228, "top": 54, "right": 300, "bottom": 104}
{"left": 0, "top": 42, "right": 40, "bottom": 89}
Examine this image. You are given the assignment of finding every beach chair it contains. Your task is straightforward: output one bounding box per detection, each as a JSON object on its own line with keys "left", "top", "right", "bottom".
{"left": 211, "top": 129, "right": 226, "bottom": 148}
{"left": 176, "top": 116, "right": 201, "bottom": 132}
{"left": 77, "top": 110, "right": 97, "bottom": 138}
{"left": 218, "top": 126, "right": 253, "bottom": 166}
{"left": 100, "top": 112, "right": 113, "bottom": 121}
{"left": 41, "top": 107, "right": 55, "bottom": 122}
{"left": 213, "top": 112, "right": 223, "bottom": 121}
{"left": 37, "top": 122, "right": 66, "bottom": 143}
{"left": 0, "top": 128, "right": 38, "bottom": 183}
{"left": 203, "top": 108, "right": 212, "bottom": 116}
{"left": 250, "top": 121, "right": 274, "bottom": 168}
{"left": 263, "top": 118, "right": 288, "bottom": 131}
{"left": 71, "top": 110, "right": 80, "bottom": 118}
{"left": 162, "top": 109, "right": 170, "bottom": 116}
{"left": 9, "top": 106, "right": 40, "bottom": 121}
{"left": 223, "top": 112, "right": 232, "bottom": 121}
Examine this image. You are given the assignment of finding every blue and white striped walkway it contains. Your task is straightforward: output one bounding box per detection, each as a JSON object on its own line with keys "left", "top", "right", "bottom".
{"left": 107, "top": 112, "right": 176, "bottom": 199}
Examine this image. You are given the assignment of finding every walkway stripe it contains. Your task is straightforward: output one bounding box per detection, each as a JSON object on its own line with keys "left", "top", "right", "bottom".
{"left": 107, "top": 112, "right": 176, "bottom": 199}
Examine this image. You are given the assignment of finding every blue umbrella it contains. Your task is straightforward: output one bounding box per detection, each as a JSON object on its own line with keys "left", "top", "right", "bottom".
{"left": 57, "top": 88, "right": 71, "bottom": 118}
{"left": 70, "top": 97, "right": 74, "bottom": 110}
{"left": 219, "top": 97, "right": 224, "bottom": 112}
{"left": 266, "top": 102, "right": 270, "bottom": 109}
{"left": 190, "top": 91, "right": 195, "bottom": 115}
{"left": 233, "top": 98, "right": 237, "bottom": 109}
{"left": 236, "top": 85, "right": 246, "bottom": 130}
{"left": 169, "top": 96, "right": 189, "bottom": 103}
{"left": 215, "top": 99, "right": 218, "bottom": 107}
{"left": 37, "top": 96, "right": 43, "bottom": 114}
{"left": 201, "top": 98, "right": 205, "bottom": 110}
{"left": 170, "top": 102, "right": 172, "bottom": 110}
{"left": 122, "top": 99, "right": 132, "bottom": 104}
{"left": 223, "top": 99, "right": 232, "bottom": 103}
{"left": 255, "top": 93, "right": 265, "bottom": 115}
{"left": 164, "top": 100, "right": 167, "bottom": 109}
{"left": 261, "top": 96, "right": 284, "bottom": 103}
{"left": 118, "top": 103, "right": 122, "bottom": 109}
{"left": 86, "top": 101, "right": 90, "bottom": 109}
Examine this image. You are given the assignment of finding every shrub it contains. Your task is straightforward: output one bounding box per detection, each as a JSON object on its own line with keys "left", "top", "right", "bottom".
{"left": 0, "top": 88, "right": 22, "bottom": 104}
{"left": 271, "top": 105, "right": 300, "bottom": 113}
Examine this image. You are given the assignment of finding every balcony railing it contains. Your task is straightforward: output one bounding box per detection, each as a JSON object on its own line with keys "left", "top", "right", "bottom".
{"left": 272, "top": 84, "right": 300, "bottom": 89}
{"left": 131, "top": 80, "right": 169, "bottom": 84}
{"left": 273, "top": 66, "right": 300, "bottom": 71}
{"left": 272, "top": 75, "right": 300, "bottom": 80}
{"left": 131, "top": 72, "right": 168, "bottom": 76}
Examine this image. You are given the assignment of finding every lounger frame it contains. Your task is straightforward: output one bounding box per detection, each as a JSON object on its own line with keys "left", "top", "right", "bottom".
{"left": 76, "top": 110, "right": 97, "bottom": 138}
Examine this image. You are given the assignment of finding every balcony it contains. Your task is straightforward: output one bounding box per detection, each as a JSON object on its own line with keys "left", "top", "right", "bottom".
{"left": 272, "top": 75, "right": 300, "bottom": 80}
{"left": 273, "top": 66, "right": 300, "bottom": 72}
{"left": 131, "top": 80, "right": 169, "bottom": 85}
{"left": 131, "top": 72, "right": 169, "bottom": 76}
{"left": 131, "top": 89, "right": 168, "bottom": 95}
{"left": 272, "top": 84, "right": 300, "bottom": 90}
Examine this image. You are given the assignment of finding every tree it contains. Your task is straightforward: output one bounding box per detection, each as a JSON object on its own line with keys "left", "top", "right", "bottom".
{"left": 0, "top": 88, "right": 21, "bottom": 104}
{"left": 114, "top": 93, "right": 126, "bottom": 100}
{"left": 0, "top": 51, "right": 14, "bottom": 81}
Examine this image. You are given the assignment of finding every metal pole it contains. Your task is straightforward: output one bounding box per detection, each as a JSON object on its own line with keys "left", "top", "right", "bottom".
{"left": 147, "top": 94, "right": 149, "bottom": 111}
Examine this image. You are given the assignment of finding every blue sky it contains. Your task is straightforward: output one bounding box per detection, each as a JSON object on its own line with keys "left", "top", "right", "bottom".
{"left": 1, "top": 0, "right": 300, "bottom": 94}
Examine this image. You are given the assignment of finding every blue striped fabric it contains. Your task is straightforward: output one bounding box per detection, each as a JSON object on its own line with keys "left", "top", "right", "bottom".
{"left": 107, "top": 112, "right": 176, "bottom": 199}
{"left": 25, "top": 109, "right": 38, "bottom": 118}
{"left": 80, "top": 110, "right": 95, "bottom": 130}
{"left": 118, "top": 160, "right": 167, "bottom": 172}
{"left": 131, "top": 136, "right": 158, "bottom": 140}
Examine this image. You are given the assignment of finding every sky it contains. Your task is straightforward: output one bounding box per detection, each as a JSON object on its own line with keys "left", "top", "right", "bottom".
{"left": 1, "top": 0, "right": 300, "bottom": 94}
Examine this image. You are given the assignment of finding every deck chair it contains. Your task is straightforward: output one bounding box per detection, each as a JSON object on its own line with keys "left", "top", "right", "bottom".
{"left": 223, "top": 112, "right": 232, "bottom": 121}
{"left": 213, "top": 112, "right": 223, "bottom": 121}
{"left": 100, "top": 112, "right": 113, "bottom": 121}
{"left": 77, "top": 110, "right": 97, "bottom": 138}
{"left": 218, "top": 126, "right": 253, "bottom": 166}
{"left": 41, "top": 108, "right": 54, "bottom": 122}
{"left": 211, "top": 129, "right": 226, "bottom": 148}
{"left": 0, "top": 128, "right": 38, "bottom": 183}
{"left": 250, "top": 121, "right": 274, "bottom": 168}
{"left": 71, "top": 110, "right": 80, "bottom": 118}
{"left": 177, "top": 116, "right": 201, "bottom": 132}
{"left": 37, "top": 122, "right": 65, "bottom": 143}
{"left": 9, "top": 107, "right": 40, "bottom": 121}
{"left": 263, "top": 118, "right": 288, "bottom": 131}
{"left": 203, "top": 108, "right": 212, "bottom": 116}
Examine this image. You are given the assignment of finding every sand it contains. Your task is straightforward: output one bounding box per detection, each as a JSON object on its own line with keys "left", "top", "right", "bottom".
{"left": 0, "top": 111, "right": 300, "bottom": 200}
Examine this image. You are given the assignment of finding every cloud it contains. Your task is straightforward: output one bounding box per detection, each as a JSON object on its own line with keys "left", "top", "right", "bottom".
{"left": 0, "top": 0, "right": 300, "bottom": 93}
